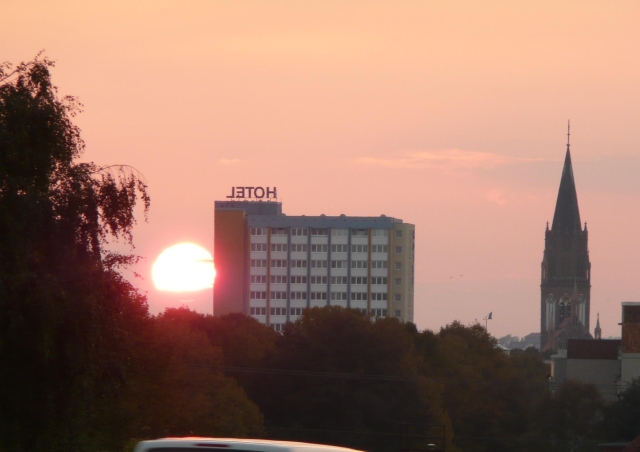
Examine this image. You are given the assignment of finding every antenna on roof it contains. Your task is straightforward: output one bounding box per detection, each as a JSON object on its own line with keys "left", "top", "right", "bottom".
{"left": 567, "top": 120, "right": 571, "bottom": 148}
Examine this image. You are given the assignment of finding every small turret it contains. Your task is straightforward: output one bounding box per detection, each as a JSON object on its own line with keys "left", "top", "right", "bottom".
{"left": 595, "top": 313, "right": 602, "bottom": 340}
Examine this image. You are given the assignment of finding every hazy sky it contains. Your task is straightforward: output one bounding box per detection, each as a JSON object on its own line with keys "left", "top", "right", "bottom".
{"left": 4, "top": 1, "right": 640, "bottom": 338}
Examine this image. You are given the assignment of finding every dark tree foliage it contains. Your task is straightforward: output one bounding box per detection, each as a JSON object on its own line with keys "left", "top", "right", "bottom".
{"left": 0, "top": 56, "right": 150, "bottom": 452}
{"left": 412, "top": 322, "right": 551, "bottom": 452}
{"left": 157, "top": 306, "right": 279, "bottom": 369}
{"left": 105, "top": 311, "right": 266, "bottom": 444}
{"left": 536, "top": 380, "right": 606, "bottom": 452}
{"left": 603, "top": 378, "right": 640, "bottom": 441}
{"left": 247, "top": 307, "right": 455, "bottom": 452}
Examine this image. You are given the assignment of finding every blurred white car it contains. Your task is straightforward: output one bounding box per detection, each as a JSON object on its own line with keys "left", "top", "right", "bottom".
{"left": 133, "top": 438, "right": 365, "bottom": 452}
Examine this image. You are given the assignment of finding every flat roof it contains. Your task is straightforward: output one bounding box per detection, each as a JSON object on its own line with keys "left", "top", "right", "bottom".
{"left": 247, "top": 214, "right": 404, "bottom": 229}
{"left": 215, "top": 200, "right": 410, "bottom": 228}
{"left": 567, "top": 339, "right": 621, "bottom": 360}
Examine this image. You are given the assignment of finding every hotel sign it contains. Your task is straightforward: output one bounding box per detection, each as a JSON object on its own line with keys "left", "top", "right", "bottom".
{"left": 226, "top": 186, "right": 277, "bottom": 199}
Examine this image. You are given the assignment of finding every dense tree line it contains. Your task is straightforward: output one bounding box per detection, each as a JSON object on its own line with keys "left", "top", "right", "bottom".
{"left": 3, "top": 57, "right": 640, "bottom": 452}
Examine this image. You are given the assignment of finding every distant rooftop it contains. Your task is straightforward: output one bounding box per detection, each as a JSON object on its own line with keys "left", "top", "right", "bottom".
{"left": 567, "top": 339, "right": 620, "bottom": 360}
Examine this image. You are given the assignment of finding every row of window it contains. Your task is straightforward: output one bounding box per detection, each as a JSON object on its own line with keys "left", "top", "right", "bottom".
{"left": 250, "top": 275, "right": 356, "bottom": 286}
{"left": 251, "top": 275, "right": 319, "bottom": 284}
{"left": 250, "top": 228, "right": 408, "bottom": 237}
{"left": 251, "top": 227, "right": 289, "bottom": 236}
{"left": 250, "top": 307, "right": 298, "bottom": 316}
{"left": 249, "top": 307, "right": 400, "bottom": 318}
{"left": 251, "top": 259, "right": 403, "bottom": 270}
{"left": 251, "top": 276, "right": 402, "bottom": 286}
{"left": 252, "top": 244, "right": 396, "bottom": 254}
{"left": 249, "top": 292, "right": 394, "bottom": 301}
{"left": 351, "top": 277, "right": 388, "bottom": 285}
{"left": 269, "top": 290, "right": 400, "bottom": 300}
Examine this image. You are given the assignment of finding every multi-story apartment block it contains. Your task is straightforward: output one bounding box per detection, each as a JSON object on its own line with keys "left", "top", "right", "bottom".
{"left": 214, "top": 195, "right": 415, "bottom": 331}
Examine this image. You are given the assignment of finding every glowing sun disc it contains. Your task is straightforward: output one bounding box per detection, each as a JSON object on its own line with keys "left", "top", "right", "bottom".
{"left": 152, "top": 243, "right": 215, "bottom": 292}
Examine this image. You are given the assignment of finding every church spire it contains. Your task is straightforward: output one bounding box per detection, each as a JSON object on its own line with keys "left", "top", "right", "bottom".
{"left": 551, "top": 122, "right": 582, "bottom": 232}
{"left": 595, "top": 312, "right": 602, "bottom": 339}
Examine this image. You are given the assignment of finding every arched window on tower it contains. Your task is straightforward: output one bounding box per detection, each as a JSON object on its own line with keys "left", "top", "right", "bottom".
{"left": 559, "top": 301, "right": 565, "bottom": 321}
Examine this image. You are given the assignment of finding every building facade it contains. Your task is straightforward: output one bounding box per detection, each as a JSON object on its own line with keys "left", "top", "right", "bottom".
{"left": 540, "top": 135, "right": 592, "bottom": 352}
{"left": 214, "top": 199, "right": 415, "bottom": 330}
{"left": 621, "top": 302, "right": 640, "bottom": 389}
{"left": 551, "top": 339, "right": 621, "bottom": 401}
{"left": 550, "top": 302, "right": 640, "bottom": 400}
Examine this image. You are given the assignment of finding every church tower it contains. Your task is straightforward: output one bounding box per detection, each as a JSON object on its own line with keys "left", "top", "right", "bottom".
{"left": 540, "top": 125, "right": 592, "bottom": 352}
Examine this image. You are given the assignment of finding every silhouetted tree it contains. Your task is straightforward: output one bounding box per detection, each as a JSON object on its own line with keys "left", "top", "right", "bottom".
{"left": 108, "top": 311, "right": 265, "bottom": 443}
{"left": 250, "top": 307, "right": 455, "bottom": 452}
{"left": 158, "top": 306, "right": 279, "bottom": 369}
{"left": 412, "top": 322, "right": 550, "bottom": 452}
{"left": 603, "top": 378, "right": 640, "bottom": 441}
{"left": 537, "top": 380, "right": 606, "bottom": 452}
{"left": 0, "top": 55, "right": 150, "bottom": 452}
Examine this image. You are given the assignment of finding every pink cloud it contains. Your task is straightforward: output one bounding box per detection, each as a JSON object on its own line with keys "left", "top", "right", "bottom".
{"left": 357, "top": 149, "right": 548, "bottom": 170}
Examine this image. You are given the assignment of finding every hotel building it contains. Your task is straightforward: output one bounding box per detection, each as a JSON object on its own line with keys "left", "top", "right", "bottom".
{"left": 214, "top": 199, "right": 415, "bottom": 330}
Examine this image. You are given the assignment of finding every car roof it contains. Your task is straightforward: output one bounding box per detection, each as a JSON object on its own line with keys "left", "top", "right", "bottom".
{"left": 133, "top": 437, "right": 365, "bottom": 452}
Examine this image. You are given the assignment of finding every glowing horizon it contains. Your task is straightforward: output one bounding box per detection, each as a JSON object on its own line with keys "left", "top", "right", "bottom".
{"left": 5, "top": 1, "right": 640, "bottom": 337}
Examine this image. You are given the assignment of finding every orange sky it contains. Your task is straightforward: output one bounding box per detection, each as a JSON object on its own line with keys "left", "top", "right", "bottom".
{"left": 4, "top": 1, "right": 640, "bottom": 338}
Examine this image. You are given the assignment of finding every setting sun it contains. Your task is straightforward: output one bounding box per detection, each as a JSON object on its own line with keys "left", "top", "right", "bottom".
{"left": 152, "top": 243, "right": 215, "bottom": 292}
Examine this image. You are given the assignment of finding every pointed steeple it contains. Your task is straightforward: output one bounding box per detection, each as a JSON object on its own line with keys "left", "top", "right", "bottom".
{"left": 595, "top": 313, "right": 601, "bottom": 339}
{"left": 551, "top": 122, "right": 582, "bottom": 232}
